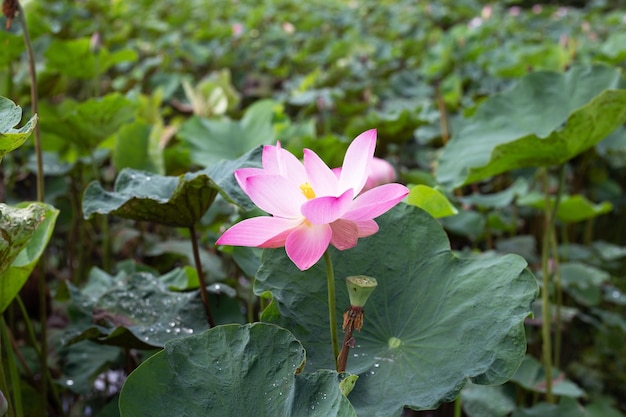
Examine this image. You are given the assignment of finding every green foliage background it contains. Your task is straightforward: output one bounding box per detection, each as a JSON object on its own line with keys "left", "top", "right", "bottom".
{"left": 1, "top": 0, "right": 626, "bottom": 416}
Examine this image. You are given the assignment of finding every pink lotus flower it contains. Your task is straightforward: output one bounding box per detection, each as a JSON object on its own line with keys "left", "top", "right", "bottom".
{"left": 333, "top": 156, "right": 397, "bottom": 193}
{"left": 216, "top": 129, "right": 409, "bottom": 270}
{"left": 231, "top": 23, "right": 244, "bottom": 37}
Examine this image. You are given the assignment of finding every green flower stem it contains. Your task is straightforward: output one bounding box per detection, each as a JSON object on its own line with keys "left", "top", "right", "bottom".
{"left": 540, "top": 247, "right": 553, "bottom": 403}
{"left": 338, "top": 277, "right": 377, "bottom": 372}
{"left": 551, "top": 166, "right": 565, "bottom": 370}
{"left": 189, "top": 225, "right": 216, "bottom": 327}
{"left": 583, "top": 218, "right": 594, "bottom": 245}
{"left": 17, "top": 4, "right": 50, "bottom": 411}
{"left": 0, "top": 357, "right": 15, "bottom": 417}
{"left": 100, "top": 210, "right": 112, "bottom": 272}
{"left": 435, "top": 81, "right": 450, "bottom": 145}
{"left": 324, "top": 250, "right": 339, "bottom": 370}
{"left": 551, "top": 228, "right": 562, "bottom": 369}
{"left": 17, "top": 1, "right": 43, "bottom": 203}
{"left": 15, "top": 297, "right": 63, "bottom": 415}
{"left": 454, "top": 395, "right": 462, "bottom": 417}
{"left": 6, "top": 62, "right": 14, "bottom": 98}
{"left": 539, "top": 165, "right": 564, "bottom": 404}
{"left": 0, "top": 316, "right": 22, "bottom": 417}
{"left": 540, "top": 168, "right": 553, "bottom": 403}
{"left": 87, "top": 155, "right": 112, "bottom": 273}
{"left": 246, "top": 291, "right": 255, "bottom": 323}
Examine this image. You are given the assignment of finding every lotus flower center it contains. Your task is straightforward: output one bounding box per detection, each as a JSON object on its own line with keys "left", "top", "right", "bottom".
{"left": 299, "top": 182, "right": 316, "bottom": 200}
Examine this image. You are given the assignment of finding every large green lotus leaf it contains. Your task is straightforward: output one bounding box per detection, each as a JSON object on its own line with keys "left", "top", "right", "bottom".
{"left": 496, "top": 236, "right": 538, "bottom": 265}
{"left": 0, "top": 203, "right": 58, "bottom": 313}
{"left": 585, "top": 398, "right": 624, "bottom": 417}
{"left": 0, "top": 204, "right": 45, "bottom": 277}
{"left": 118, "top": 323, "right": 357, "bottom": 417}
{"left": 112, "top": 259, "right": 189, "bottom": 288}
{"left": 40, "top": 93, "right": 136, "bottom": 153}
{"left": 44, "top": 38, "right": 137, "bottom": 79}
{"left": 596, "top": 126, "right": 626, "bottom": 169}
{"left": 599, "top": 32, "right": 626, "bottom": 63}
{"left": 82, "top": 169, "right": 216, "bottom": 227}
{"left": 82, "top": 146, "right": 260, "bottom": 226}
{"left": 518, "top": 192, "right": 612, "bottom": 223}
{"left": 559, "top": 262, "right": 610, "bottom": 307}
{"left": 406, "top": 185, "right": 458, "bottom": 218}
{"left": 57, "top": 340, "right": 121, "bottom": 394}
{"left": 437, "top": 65, "right": 626, "bottom": 188}
{"left": 489, "top": 42, "right": 570, "bottom": 78}
{"left": 439, "top": 210, "right": 485, "bottom": 241}
{"left": 461, "top": 382, "right": 516, "bottom": 417}
{"left": 592, "top": 240, "right": 626, "bottom": 262}
{"left": 197, "top": 145, "right": 262, "bottom": 211}
{"left": 510, "top": 355, "right": 585, "bottom": 398}
{"left": 63, "top": 270, "right": 240, "bottom": 349}
{"left": 0, "top": 96, "right": 38, "bottom": 162}
{"left": 553, "top": 195, "right": 612, "bottom": 224}
{"left": 112, "top": 121, "right": 165, "bottom": 174}
{"left": 143, "top": 239, "right": 226, "bottom": 283}
{"left": 177, "top": 99, "right": 277, "bottom": 167}
{"left": 511, "top": 398, "right": 586, "bottom": 417}
{"left": 460, "top": 178, "right": 529, "bottom": 210}
{"left": 255, "top": 204, "right": 537, "bottom": 415}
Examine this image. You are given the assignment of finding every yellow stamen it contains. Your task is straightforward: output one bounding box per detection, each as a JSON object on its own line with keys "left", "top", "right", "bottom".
{"left": 299, "top": 182, "right": 316, "bottom": 200}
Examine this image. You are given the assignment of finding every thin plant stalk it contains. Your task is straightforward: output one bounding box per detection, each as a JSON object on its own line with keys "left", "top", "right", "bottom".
{"left": 71, "top": 172, "right": 94, "bottom": 283}
{"left": 87, "top": 153, "right": 112, "bottom": 272}
{"left": 510, "top": 201, "right": 519, "bottom": 238}
{"left": 539, "top": 165, "right": 564, "bottom": 403}
{"left": 68, "top": 174, "right": 81, "bottom": 283}
{"left": 484, "top": 221, "right": 493, "bottom": 250}
{"left": 85, "top": 34, "right": 111, "bottom": 272}
{"left": 259, "top": 294, "right": 269, "bottom": 313}
{"left": 6, "top": 61, "right": 13, "bottom": 98}
{"left": 560, "top": 224, "right": 570, "bottom": 261}
{"left": 15, "top": 296, "right": 64, "bottom": 415}
{"left": 550, "top": 166, "right": 565, "bottom": 370}
{"left": 16, "top": 3, "right": 50, "bottom": 410}
{"left": 0, "top": 316, "right": 23, "bottom": 417}
{"left": 246, "top": 272, "right": 257, "bottom": 323}
{"left": 189, "top": 225, "right": 216, "bottom": 327}
{"left": 551, "top": 228, "right": 563, "bottom": 369}
{"left": 247, "top": 269, "right": 257, "bottom": 323}
{"left": 337, "top": 306, "right": 362, "bottom": 372}
{"left": 338, "top": 276, "right": 377, "bottom": 372}
{"left": 454, "top": 395, "right": 462, "bottom": 417}
{"left": 583, "top": 218, "right": 594, "bottom": 245}
{"left": 17, "top": 1, "right": 43, "bottom": 202}
{"left": 7, "top": 326, "right": 32, "bottom": 379}
{"left": 99, "top": 202, "right": 112, "bottom": 271}
{"left": 323, "top": 250, "right": 339, "bottom": 370}
{"left": 36, "top": 268, "right": 48, "bottom": 411}
{"left": 540, "top": 168, "right": 553, "bottom": 403}
{"left": 0, "top": 338, "right": 17, "bottom": 417}
{"left": 539, "top": 261, "right": 553, "bottom": 403}
{"left": 435, "top": 82, "right": 450, "bottom": 145}
{"left": 337, "top": 326, "right": 353, "bottom": 373}
{"left": 246, "top": 292, "right": 255, "bottom": 323}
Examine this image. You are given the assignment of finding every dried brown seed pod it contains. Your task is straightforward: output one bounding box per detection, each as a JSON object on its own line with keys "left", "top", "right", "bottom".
{"left": 2, "top": 0, "right": 18, "bottom": 29}
{"left": 2, "top": 0, "right": 17, "bottom": 20}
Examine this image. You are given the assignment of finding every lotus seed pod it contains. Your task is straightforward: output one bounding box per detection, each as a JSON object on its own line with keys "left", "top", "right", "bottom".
{"left": 346, "top": 275, "right": 377, "bottom": 307}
